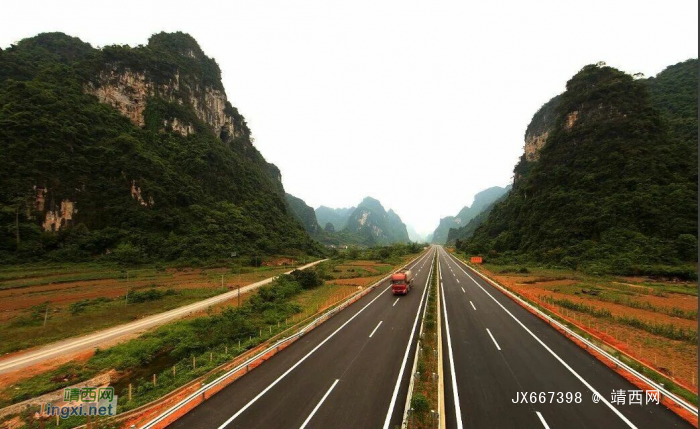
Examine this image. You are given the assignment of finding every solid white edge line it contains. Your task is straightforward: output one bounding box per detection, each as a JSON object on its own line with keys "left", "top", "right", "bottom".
{"left": 439, "top": 254, "right": 464, "bottom": 429}
{"left": 536, "top": 411, "right": 551, "bottom": 429}
{"left": 393, "top": 298, "right": 400, "bottom": 307}
{"left": 369, "top": 321, "right": 383, "bottom": 338}
{"left": 445, "top": 250, "right": 638, "bottom": 429}
{"left": 215, "top": 251, "right": 432, "bottom": 429}
{"left": 469, "top": 301, "right": 475, "bottom": 310}
{"left": 299, "top": 379, "right": 340, "bottom": 429}
{"left": 382, "top": 250, "right": 433, "bottom": 429}
{"left": 486, "top": 328, "right": 502, "bottom": 351}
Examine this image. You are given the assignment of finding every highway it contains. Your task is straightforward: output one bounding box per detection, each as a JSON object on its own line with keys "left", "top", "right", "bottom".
{"left": 170, "top": 248, "right": 437, "bottom": 429}
{"left": 0, "top": 260, "right": 326, "bottom": 375}
{"left": 437, "top": 246, "right": 693, "bottom": 429}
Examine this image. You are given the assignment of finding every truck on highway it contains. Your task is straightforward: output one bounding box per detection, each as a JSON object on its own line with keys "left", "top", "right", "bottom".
{"left": 391, "top": 269, "right": 413, "bottom": 295}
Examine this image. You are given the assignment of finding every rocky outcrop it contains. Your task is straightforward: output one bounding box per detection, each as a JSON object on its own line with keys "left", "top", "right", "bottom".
{"left": 524, "top": 131, "right": 549, "bottom": 162}
{"left": 43, "top": 200, "right": 76, "bottom": 232}
{"left": 164, "top": 118, "right": 195, "bottom": 136}
{"left": 521, "top": 95, "right": 562, "bottom": 163}
{"left": 85, "top": 68, "right": 238, "bottom": 142}
{"left": 86, "top": 69, "right": 151, "bottom": 126}
{"left": 565, "top": 111, "right": 579, "bottom": 129}
{"left": 131, "top": 181, "right": 153, "bottom": 207}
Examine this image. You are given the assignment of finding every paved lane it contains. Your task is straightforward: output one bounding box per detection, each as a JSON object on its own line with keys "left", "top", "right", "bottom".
{"left": 171, "top": 248, "right": 436, "bottom": 429}
{"left": 438, "top": 246, "right": 693, "bottom": 429}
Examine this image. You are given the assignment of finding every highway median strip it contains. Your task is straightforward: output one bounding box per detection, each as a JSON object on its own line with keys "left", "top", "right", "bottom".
{"left": 402, "top": 250, "right": 443, "bottom": 429}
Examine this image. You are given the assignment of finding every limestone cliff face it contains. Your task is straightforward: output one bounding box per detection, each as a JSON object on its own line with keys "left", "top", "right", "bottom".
{"left": 523, "top": 131, "right": 549, "bottom": 162}
{"left": 513, "top": 94, "right": 562, "bottom": 183}
{"left": 33, "top": 187, "right": 77, "bottom": 232}
{"left": 85, "top": 68, "right": 239, "bottom": 142}
{"left": 522, "top": 95, "right": 561, "bottom": 163}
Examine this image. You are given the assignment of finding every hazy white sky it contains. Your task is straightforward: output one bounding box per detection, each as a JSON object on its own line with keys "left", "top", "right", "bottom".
{"left": 1, "top": 1, "right": 697, "bottom": 236}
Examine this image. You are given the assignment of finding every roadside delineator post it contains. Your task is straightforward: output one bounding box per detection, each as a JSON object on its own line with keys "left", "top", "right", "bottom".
{"left": 128, "top": 384, "right": 132, "bottom": 401}
{"left": 153, "top": 374, "right": 157, "bottom": 386}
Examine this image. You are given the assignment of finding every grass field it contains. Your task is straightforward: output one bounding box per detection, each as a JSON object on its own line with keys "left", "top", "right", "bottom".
{"left": 0, "top": 264, "right": 297, "bottom": 355}
{"left": 473, "top": 261, "right": 698, "bottom": 393}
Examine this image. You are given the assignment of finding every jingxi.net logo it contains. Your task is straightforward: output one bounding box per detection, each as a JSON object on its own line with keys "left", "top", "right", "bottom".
{"left": 35, "top": 387, "right": 118, "bottom": 419}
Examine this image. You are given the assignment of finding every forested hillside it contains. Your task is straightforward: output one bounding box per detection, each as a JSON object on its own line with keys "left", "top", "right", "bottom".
{"left": 460, "top": 61, "right": 698, "bottom": 277}
{"left": 285, "top": 193, "right": 321, "bottom": 236}
{"left": 0, "top": 32, "right": 321, "bottom": 264}
{"left": 448, "top": 191, "right": 509, "bottom": 244}
{"left": 431, "top": 185, "right": 510, "bottom": 244}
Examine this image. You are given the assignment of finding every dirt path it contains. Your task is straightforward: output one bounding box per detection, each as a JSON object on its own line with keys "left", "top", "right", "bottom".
{"left": 0, "top": 260, "right": 326, "bottom": 375}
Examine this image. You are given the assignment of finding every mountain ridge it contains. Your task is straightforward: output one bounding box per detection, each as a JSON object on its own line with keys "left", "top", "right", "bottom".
{"left": 459, "top": 60, "right": 698, "bottom": 277}
{"left": 430, "top": 185, "right": 511, "bottom": 244}
{"left": 0, "top": 31, "right": 320, "bottom": 263}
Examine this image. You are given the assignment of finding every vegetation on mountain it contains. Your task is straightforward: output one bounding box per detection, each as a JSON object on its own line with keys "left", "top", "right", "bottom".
{"left": 459, "top": 61, "right": 698, "bottom": 278}
{"left": 431, "top": 186, "right": 510, "bottom": 244}
{"left": 449, "top": 192, "right": 508, "bottom": 244}
{"left": 285, "top": 193, "right": 321, "bottom": 235}
{"left": 0, "top": 32, "right": 321, "bottom": 265}
{"left": 344, "top": 197, "right": 410, "bottom": 245}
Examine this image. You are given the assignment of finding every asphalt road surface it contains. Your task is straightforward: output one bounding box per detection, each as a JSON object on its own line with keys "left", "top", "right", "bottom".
{"left": 170, "top": 249, "right": 437, "bottom": 429}
{"left": 0, "top": 260, "right": 326, "bottom": 375}
{"left": 437, "top": 246, "right": 693, "bottom": 429}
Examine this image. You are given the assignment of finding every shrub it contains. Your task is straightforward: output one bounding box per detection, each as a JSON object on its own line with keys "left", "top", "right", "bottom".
{"left": 411, "top": 393, "right": 430, "bottom": 414}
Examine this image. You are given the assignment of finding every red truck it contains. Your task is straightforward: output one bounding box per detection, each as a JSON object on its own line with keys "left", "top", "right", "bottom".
{"left": 391, "top": 269, "right": 414, "bottom": 295}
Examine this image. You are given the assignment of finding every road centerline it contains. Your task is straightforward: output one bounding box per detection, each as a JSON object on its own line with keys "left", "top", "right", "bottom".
{"left": 486, "top": 328, "right": 502, "bottom": 351}
{"left": 214, "top": 280, "right": 396, "bottom": 429}
{"left": 299, "top": 379, "right": 340, "bottom": 429}
{"left": 444, "top": 250, "right": 639, "bottom": 429}
{"left": 440, "top": 260, "right": 464, "bottom": 429}
{"left": 536, "top": 411, "right": 551, "bottom": 429}
{"left": 369, "top": 321, "right": 383, "bottom": 338}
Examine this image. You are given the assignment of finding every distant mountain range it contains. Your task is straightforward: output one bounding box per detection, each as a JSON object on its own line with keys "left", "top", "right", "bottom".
{"left": 406, "top": 225, "right": 427, "bottom": 243}
{"left": 430, "top": 185, "right": 511, "bottom": 244}
{"left": 285, "top": 195, "right": 412, "bottom": 245}
{"left": 315, "top": 206, "right": 356, "bottom": 232}
{"left": 345, "top": 197, "right": 410, "bottom": 245}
